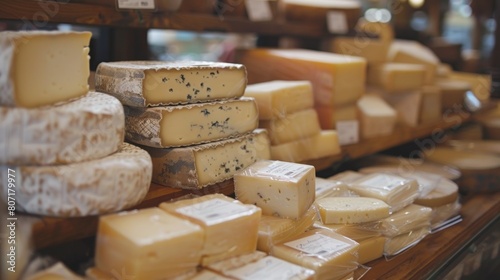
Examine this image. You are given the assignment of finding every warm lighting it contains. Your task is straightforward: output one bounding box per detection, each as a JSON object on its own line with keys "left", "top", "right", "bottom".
{"left": 409, "top": 0, "right": 424, "bottom": 8}
{"left": 364, "top": 8, "right": 391, "bottom": 23}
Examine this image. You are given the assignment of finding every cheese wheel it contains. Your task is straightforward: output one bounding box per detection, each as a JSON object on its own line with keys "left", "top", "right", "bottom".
{"left": 415, "top": 178, "right": 459, "bottom": 208}
{"left": 0, "top": 143, "right": 152, "bottom": 217}
{"left": 0, "top": 91, "right": 125, "bottom": 165}
{"left": 425, "top": 147, "right": 500, "bottom": 170}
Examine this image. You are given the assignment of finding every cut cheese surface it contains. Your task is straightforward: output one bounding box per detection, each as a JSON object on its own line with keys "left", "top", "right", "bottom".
{"left": 0, "top": 143, "right": 152, "bottom": 217}
{"left": 368, "top": 63, "right": 426, "bottom": 92}
{"left": 357, "top": 236, "right": 386, "bottom": 264}
{"left": 0, "top": 91, "right": 125, "bottom": 165}
{"left": 0, "top": 31, "right": 91, "bottom": 108}
{"left": 357, "top": 94, "right": 397, "bottom": 138}
{"left": 384, "top": 226, "right": 430, "bottom": 256}
{"left": 124, "top": 97, "right": 258, "bottom": 148}
{"left": 316, "top": 197, "right": 390, "bottom": 224}
{"left": 244, "top": 80, "right": 314, "bottom": 120}
{"left": 95, "top": 60, "right": 247, "bottom": 106}
{"left": 144, "top": 129, "right": 270, "bottom": 189}
{"left": 234, "top": 160, "right": 316, "bottom": 219}
{"left": 259, "top": 108, "right": 321, "bottom": 145}
{"left": 425, "top": 147, "right": 500, "bottom": 170}
{"left": 379, "top": 204, "right": 432, "bottom": 237}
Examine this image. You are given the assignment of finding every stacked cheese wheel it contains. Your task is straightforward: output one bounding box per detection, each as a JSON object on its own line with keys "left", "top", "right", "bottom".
{"left": 95, "top": 61, "right": 271, "bottom": 190}
{"left": 0, "top": 31, "right": 152, "bottom": 217}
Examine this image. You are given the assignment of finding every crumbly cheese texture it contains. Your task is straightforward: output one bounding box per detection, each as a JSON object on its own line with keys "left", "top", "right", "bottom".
{"left": 144, "top": 129, "right": 270, "bottom": 189}
{"left": 379, "top": 204, "right": 432, "bottom": 237}
{"left": 259, "top": 109, "right": 321, "bottom": 145}
{"left": 357, "top": 94, "right": 397, "bottom": 138}
{"left": 159, "top": 194, "right": 262, "bottom": 265}
{"left": 316, "top": 197, "right": 390, "bottom": 224}
{"left": 0, "top": 91, "right": 125, "bottom": 165}
{"left": 368, "top": 63, "right": 426, "bottom": 92}
{"left": 0, "top": 31, "right": 91, "bottom": 108}
{"left": 357, "top": 236, "right": 386, "bottom": 264}
{"left": 124, "top": 97, "right": 259, "bottom": 148}
{"left": 234, "top": 160, "right": 316, "bottom": 220}
{"left": 0, "top": 143, "right": 152, "bottom": 217}
{"left": 95, "top": 61, "right": 247, "bottom": 106}
{"left": 384, "top": 226, "right": 430, "bottom": 256}
{"left": 95, "top": 207, "right": 204, "bottom": 280}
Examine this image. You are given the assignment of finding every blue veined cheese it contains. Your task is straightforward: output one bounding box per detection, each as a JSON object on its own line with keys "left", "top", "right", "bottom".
{"left": 95, "top": 61, "right": 247, "bottom": 107}
{"left": 124, "top": 97, "right": 259, "bottom": 148}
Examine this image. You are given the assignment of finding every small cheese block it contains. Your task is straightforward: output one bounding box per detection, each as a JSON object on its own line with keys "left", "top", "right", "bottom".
{"left": 159, "top": 194, "right": 262, "bottom": 265}
{"left": 379, "top": 204, "right": 432, "bottom": 237}
{"left": 0, "top": 31, "right": 91, "bottom": 108}
{"left": 448, "top": 71, "right": 491, "bottom": 101}
{"left": 357, "top": 94, "right": 397, "bottom": 138}
{"left": 415, "top": 178, "right": 459, "bottom": 207}
{"left": 270, "top": 130, "right": 341, "bottom": 163}
{"left": 384, "top": 226, "right": 430, "bottom": 256}
{"left": 124, "top": 97, "right": 258, "bottom": 148}
{"left": 205, "top": 251, "right": 267, "bottom": 274}
{"left": 315, "top": 177, "right": 353, "bottom": 199}
{"left": 95, "top": 61, "right": 247, "bottom": 106}
{"left": 234, "top": 160, "right": 316, "bottom": 219}
{"left": 190, "top": 270, "right": 233, "bottom": 280}
{"left": 95, "top": 207, "right": 204, "bottom": 280}
{"left": 314, "top": 221, "right": 381, "bottom": 242}
{"left": 316, "top": 197, "right": 390, "bottom": 224}
{"left": 419, "top": 85, "right": 442, "bottom": 124}
{"left": 271, "top": 228, "right": 359, "bottom": 280}
{"left": 26, "top": 263, "right": 84, "bottom": 280}
{"left": 0, "top": 143, "right": 152, "bottom": 217}
{"left": 144, "top": 129, "right": 270, "bottom": 189}
{"left": 330, "top": 38, "right": 390, "bottom": 65}
{"left": 378, "top": 89, "right": 423, "bottom": 127}
{"left": 236, "top": 48, "right": 367, "bottom": 107}
{"left": 367, "top": 63, "right": 426, "bottom": 92}
{"left": 430, "top": 200, "right": 461, "bottom": 227}
{"left": 425, "top": 147, "right": 500, "bottom": 170}
{"left": 257, "top": 206, "right": 317, "bottom": 253}
{"left": 315, "top": 102, "right": 357, "bottom": 130}
{"left": 244, "top": 80, "right": 314, "bottom": 120}
{"left": 434, "top": 79, "right": 470, "bottom": 111}
{"left": 328, "top": 171, "right": 364, "bottom": 185}
{"left": 0, "top": 91, "right": 125, "bottom": 165}
{"left": 259, "top": 109, "right": 321, "bottom": 145}
{"left": 357, "top": 236, "right": 386, "bottom": 264}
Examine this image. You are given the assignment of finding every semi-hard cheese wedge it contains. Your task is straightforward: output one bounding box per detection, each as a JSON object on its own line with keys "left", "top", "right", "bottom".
{"left": 315, "top": 177, "right": 354, "bottom": 199}
{"left": 384, "top": 226, "right": 430, "bottom": 256}
{"left": 368, "top": 63, "right": 426, "bottom": 92}
{"left": 124, "top": 96, "right": 258, "bottom": 148}
{"left": 271, "top": 228, "right": 359, "bottom": 280}
{"left": 244, "top": 80, "right": 314, "bottom": 120}
{"left": 0, "top": 91, "right": 125, "bottom": 165}
{"left": 379, "top": 204, "right": 432, "bottom": 237}
{"left": 95, "top": 61, "right": 247, "bottom": 106}
{"left": 234, "top": 160, "right": 316, "bottom": 220}
{"left": 419, "top": 85, "right": 442, "bottom": 124}
{"left": 357, "top": 236, "right": 386, "bottom": 264}
{"left": 415, "top": 178, "right": 459, "bottom": 207}
{"left": 159, "top": 194, "right": 261, "bottom": 265}
{"left": 259, "top": 108, "right": 321, "bottom": 145}
{"left": 0, "top": 31, "right": 91, "bottom": 108}
{"left": 357, "top": 94, "right": 397, "bottom": 138}
{"left": 144, "top": 129, "right": 270, "bottom": 189}
{"left": 95, "top": 207, "right": 203, "bottom": 280}
{"left": 316, "top": 197, "right": 390, "bottom": 224}
{"left": 377, "top": 89, "right": 423, "bottom": 127}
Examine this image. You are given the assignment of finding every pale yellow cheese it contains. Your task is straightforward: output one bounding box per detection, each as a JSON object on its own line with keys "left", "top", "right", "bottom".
{"left": 259, "top": 108, "right": 321, "bottom": 145}
{"left": 415, "top": 178, "right": 459, "bottom": 207}
{"left": 368, "top": 63, "right": 426, "bottom": 92}
{"left": 434, "top": 79, "right": 471, "bottom": 111}
{"left": 379, "top": 204, "right": 432, "bottom": 237}
{"left": 244, "top": 80, "right": 314, "bottom": 120}
{"left": 357, "top": 236, "right": 386, "bottom": 264}
{"left": 419, "top": 85, "right": 442, "bottom": 124}
{"left": 316, "top": 197, "right": 390, "bottom": 224}
{"left": 124, "top": 97, "right": 258, "bottom": 148}
{"left": 0, "top": 31, "right": 91, "bottom": 108}
{"left": 205, "top": 251, "right": 267, "bottom": 273}
{"left": 94, "top": 207, "right": 204, "bottom": 280}
{"left": 315, "top": 102, "right": 358, "bottom": 130}
{"left": 357, "top": 94, "right": 397, "bottom": 138}
{"left": 448, "top": 71, "right": 491, "bottom": 101}
{"left": 384, "top": 226, "right": 430, "bottom": 256}
{"left": 314, "top": 221, "right": 381, "bottom": 242}
{"left": 425, "top": 147, "right": 500, "bottom": 170}
{"left": 234, "top": 160, "right": 316, "bottom": 219}
{"left": 315, "top": 177, "right": 353, "bottom": 199}
{"left": 190, "top": 270, "right": 233, "bottom": 280}
{"left": 159, "top": 194, "right": 261, "bottom": 265}
{"left": 95, "top": 61, "right": 247, "bottom": 106}
{"left": 430, "top": 200, "right": 461, "bottom": 227}
{"left": 331, "top": 37, "right": 391, "bottom": 64}
{"left": 378, "top": 89, "right": 423, "bottom": 127}
{"left": 328, "top": 171, "right": 364, "bottom": 185}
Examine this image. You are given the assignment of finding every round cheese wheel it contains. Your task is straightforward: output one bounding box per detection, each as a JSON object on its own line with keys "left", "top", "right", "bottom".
{"left": 414, "top": 178, "right": 459, "bottom": 207}
{"left": 425, "top": 147, "right": 500, "bottom": 170}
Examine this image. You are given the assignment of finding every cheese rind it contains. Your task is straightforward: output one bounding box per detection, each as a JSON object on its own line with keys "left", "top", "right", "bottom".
{"left": 95, "top": 61, "right": 247, "bottom": 106}
{"left": 357, "top": 94, "right": 397, "bottom": 138}
{"left": 0, "top": 91, "right": 125, "bottom": 165}
{"left": 0, "top": 31, "right": 91, "bottom": 108}
{"left": 0, "top": 143, "right": 152, "bottom": 217}
{"left": 259, "top": 109, "right": 321, "bottom": 145}
{"left": 316, "top": 197, "right": 390, "bottom": 224}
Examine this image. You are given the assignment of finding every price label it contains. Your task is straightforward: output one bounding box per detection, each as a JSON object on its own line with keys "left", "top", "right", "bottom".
{"left": 117, "top": 0, "right": 155, "bottom": 10}
{"left": 245, "top": 0, "right": 273, "bottom": 21}
{"left": 327, "top": 11, "right": 348, "bottom": 34}
{"left": 336, "top": 120, "right": 359, "bottom": 145}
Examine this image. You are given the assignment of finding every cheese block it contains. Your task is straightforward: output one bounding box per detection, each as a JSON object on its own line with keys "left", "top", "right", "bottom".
{"left": 124, "top": 97, "right": 258, "bottom": 148}
{"left": 270, "top": 130, "right": 341, "bottom": 163}
{"left": 0, "top": 143, "right": 151, "bottom": 217}
{"left": 144, "top": 129, "right": 270, "bottom": 189}
{"left": 431, "top": 200, "right": 461, "bottom": 227}
{"left": 159, "top": 194, "right": 262, "bottom": 265}
{"left": 419, "top": 85, "right": 442, "bottom": 124}
{"left": 415, "top": 178, "right": 459, "bottom": 207}
{"left": 271, "top": 228, "right": 359, "bottom": 280}
{"left": 357, "top": 236, "right": 386, "bottom": 264}
{"left": 258, "top": 206, "right": 317, "bottom": 253}
{"left": 234, "top": 160, "right": 316, "bottom": 219}
{"left": 315, "top": 177, "right": 353, "bottom": 199}
{"left": 378, "top": 89, "right": 423, "bottom": 127}
{"left": 448, "top": 71, "right": 491, "bottom": 101}
{"left": 316, "top": 197, "right": 390, "bottom": 224}
{"left": 0, "top": 31, "right": 91, "bottom": 108}
{"left": 95, "top": 207, "right": 204, "bottom": 280}
{"left": 95, "top": 61, "right": 247, "bottom": 106}
{"left": 236, "top": 48, "right": 367, "bottom": 107}
{"left": 244, "top": 80, "right": 314, "bottom": 120}
{"left": 25, "top": 262, "right": 84, "bottom": 280}
{"left": 314, "top": 221, "right": 381, "bottom": 242}
{"left": 315, "top": 102, "right": 357, "bottom": 130}
{"left": 384, "top": 226, "right": 430, "bottom": 256}
{"left": 0, "top": 91, "right": 125, "bottom": 165}
{"left": 368, "top": 63, "right": 426, "bottom": 92}
{"left": 328, "top": 171, "right": 364, "bottom": 185}
{"left": 434, "top": 79, "right": 470, "bottom": 111}
{"left": 379, "top": 204, "right": 432, "bottom": 237}
{"left": 259, "top": 109, "right": 321, "bottom": 145}
{"left": 357, "top": 94, "right": 397, "bottom": 138}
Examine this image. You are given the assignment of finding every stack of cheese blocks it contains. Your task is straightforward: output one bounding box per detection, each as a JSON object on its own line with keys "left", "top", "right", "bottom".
{"left": 94, "top": 61, "right": 271, "bottom": 190}
{"left": 244, "top": 80, "right": 341, "bottom": 163}
{"left": 0, "top": 31, "right": 152, "bottom": 218}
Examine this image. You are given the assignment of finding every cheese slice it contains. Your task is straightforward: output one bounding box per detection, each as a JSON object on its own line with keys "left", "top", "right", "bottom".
{"left": 378, "top": 89, "right": 423, "bottom": 127}
{"left": 368, "top": 63, "right": 426, "bottom": 92}
{"left": 0, "top": 143, "right": 152, "bottom": 217}
{"left": 419, "top": 85, "right": 442, "bottom": 124}
{"left": 259, "top": 109, "right": 321, "bottom": 145}
{"left": 95, "top": 207, "right": 204, "bottom": 280}
{"left": 0, "top": 31, "right": 91, "bottom": 108}
{"left": 434, "top": 79, "right": 470, "bottom": 111}
{"left": 316, "top": 197, "right": 390, "bottom": 224}
{"left": 357, "top": 236, "right": 386, "bottom": 264}
{"left": 315, "top": 177, "right": 353, "bottom": 199}
{"left": 244, "top": 80, "right": 314, "bottom": 120}
{"left": 25, "top": 262, "right": 84, "bottom": 280}
{"left": 95, "top": 61, "right": 247, "bottom": 106}
{"left": 415, "top": 178, "right": 459, "bottom": 207}
{"left": 0, "top": 91, "right": 125, "bottom": 165}
{"left": 357, "top": 94, "right": 397, "bottom": 138}
{"left": 124, "top": 97, "right": 258, "bottom": 148}
{"left": 379, "top": 204, "right": 432, "bottom": 237}
{"left": 159, "top": 194, "right": 262, "bottom": 265}
{"left": 314, "top": 221, "right": 381, "bottom": 242}
{"left": 234, "top": 160, "right": 316, "bottom": 220}
{"left": 384, "top": 226, "right": 430, "bottom": 256}
{"left": 144, "top": 129, "right": 270, "bottom": 189}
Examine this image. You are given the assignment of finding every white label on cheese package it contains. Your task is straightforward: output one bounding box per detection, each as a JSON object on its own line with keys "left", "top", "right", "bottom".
{"left": 257, "top": 161, "right": 310, "bottom": 179}
{"left": 176, "top": 198, "right": 249, "bottom": 225}
{"left": 228, "top": 256, "right": 310, "bottom": 280}
{"left": 245, "top": 0, "right": 273, "bottom": 21}
{"left": 327, "top": 11, "right": 348, "bottom": 34}
{"left": 336, "top": 120, "right": 359, "bottom": 145}
{"left": 285, "top": 234, "right": 351, "bottom": 259}
{"left": 117, "top": 0, "right": 155, "bottom": 9}
{"left": 358, "top": 174, "right": 405, "bottom": 192}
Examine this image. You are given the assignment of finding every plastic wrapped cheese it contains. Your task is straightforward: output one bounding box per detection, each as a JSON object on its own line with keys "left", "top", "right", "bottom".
{"left": 315, "top": 197, "right": 390, "bottom": 224}
{"left": 315, "top": 177, "right": 356, "bottom": 199}
{"left": 328, "top": 171, "right": 365, "bottom": 185}
{"left": 313, "top": 221, "right": 381, "bottom": 242}
{"left": 357, "top": 236, "right": 386, "bottom": 264}
{"left": 379, "top": 204, "right": 432, "bottom": 237}
{"left": 384, "top": 226, "right": 431, "bottom": 256}
{"left": 430, "top": 199, "right": 462, "bottom": 229}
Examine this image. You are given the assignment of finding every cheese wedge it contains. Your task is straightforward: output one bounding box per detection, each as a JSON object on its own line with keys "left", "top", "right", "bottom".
{"left": 415, "top": 178, "right": 459, "bottom": 207}
{"left": 378, "top": 89, "right": 423, "bottom": 127}
{"left": 259, "top": 109, "right": 321, "bottom": 145}
{"left": 316, "top": 197, "right": 390, "bottom": 224}
{"left": 357, "top": 94, "right": 397, "bottom": 138}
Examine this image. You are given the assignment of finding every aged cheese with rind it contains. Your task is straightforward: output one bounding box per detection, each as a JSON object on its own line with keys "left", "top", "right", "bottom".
{"left": 124, "top": 97, "right": 259, "bottom": 148}
{"left": 0, "top": 31, "right": 91, "bottom": 108}
{"left": 143, "top": 129, "right": 271, "bottom": 189}
{"left": 0, "top": 143, "right": 152, "bottom": 217}
{"left": 0, "top": 91, "right": 125, "bottom": 165}
{"left": 95, "top": 61, "right": 247, "bottom": 106}
{"left": 357, "top": 94, "right": 397, "bottom": 138}
{"left": 379, "top": 204, "right": 432, "bottom": 237}
{"left": 259, "top": 109, "right": 321, "bottom": 145}
{"left": 316, "top": 197, "right": 390, "bottom": 224}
